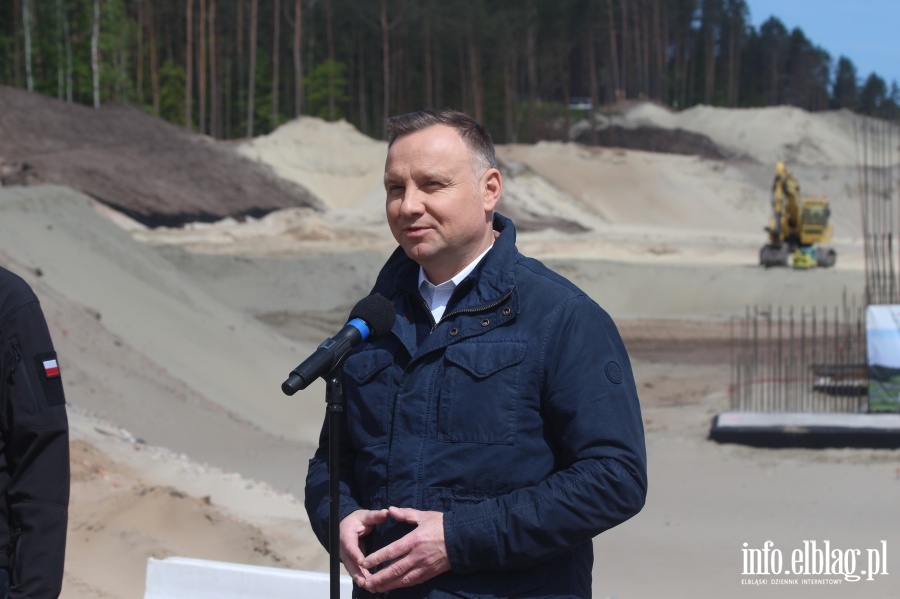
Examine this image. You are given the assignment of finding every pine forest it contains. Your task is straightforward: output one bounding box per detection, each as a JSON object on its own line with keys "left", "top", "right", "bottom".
{"left": 2, "top": 0, "right": 898, "bottom": 144}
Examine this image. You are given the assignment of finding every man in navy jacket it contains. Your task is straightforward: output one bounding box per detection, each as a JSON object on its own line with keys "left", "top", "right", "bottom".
{"left": 0, "top": 266, "right": 69, "bottom": 598}
{"left": 305, "top": 109, "right": 646, "bottom": 598}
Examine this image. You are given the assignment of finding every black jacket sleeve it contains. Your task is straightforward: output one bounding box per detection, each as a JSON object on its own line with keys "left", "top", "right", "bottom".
{"left": 0, "top": 270, "right": 69, "bottom": 598}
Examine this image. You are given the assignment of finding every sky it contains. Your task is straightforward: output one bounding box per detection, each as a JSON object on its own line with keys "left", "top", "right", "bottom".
{"left": 746, "top": 0, "right": 900, "bottom": 86}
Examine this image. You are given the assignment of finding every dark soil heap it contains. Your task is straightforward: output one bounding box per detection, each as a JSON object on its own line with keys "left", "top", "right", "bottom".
{"left": 574, "top": 124, "right": 731, "bottom": 160}
{"left": 0, "top": 86, "right": 320, "bottom": 227}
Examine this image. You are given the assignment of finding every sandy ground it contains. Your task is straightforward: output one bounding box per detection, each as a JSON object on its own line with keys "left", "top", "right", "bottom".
{"left": 0, "top": 103, "right": 898, "bottom": 598}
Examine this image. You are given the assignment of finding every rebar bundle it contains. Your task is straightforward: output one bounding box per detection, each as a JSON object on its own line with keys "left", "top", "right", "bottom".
{"left": 856, "top": 117, "right": 900, "bottom": 304}
{"left": 729, "top": 298, "right": 867, "bottom": 414}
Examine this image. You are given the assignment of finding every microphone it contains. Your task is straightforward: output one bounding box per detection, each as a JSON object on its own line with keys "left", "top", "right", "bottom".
{"left": 281, "top": 294, "right": 395, "bottom": 395}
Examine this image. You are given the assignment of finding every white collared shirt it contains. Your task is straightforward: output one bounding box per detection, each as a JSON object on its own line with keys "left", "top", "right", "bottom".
{"left": 418, "top": 244, "right": 493, "bottom": 322}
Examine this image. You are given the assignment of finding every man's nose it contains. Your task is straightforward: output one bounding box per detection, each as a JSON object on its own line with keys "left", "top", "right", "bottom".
{"left": 399, "top": 187, "right": 426, "bottom": 215}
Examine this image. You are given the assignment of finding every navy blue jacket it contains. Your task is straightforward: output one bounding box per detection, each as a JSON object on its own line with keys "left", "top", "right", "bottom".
{"left": 305, "top": 214, "right": 647, "bottom": 598}
{"left": 0, "top": 267, "right": 69, "bottom": 598}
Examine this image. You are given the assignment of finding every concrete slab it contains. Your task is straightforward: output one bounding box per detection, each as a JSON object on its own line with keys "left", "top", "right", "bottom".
{"left": 709, "top": 411, "right": 900, "bottom": 448}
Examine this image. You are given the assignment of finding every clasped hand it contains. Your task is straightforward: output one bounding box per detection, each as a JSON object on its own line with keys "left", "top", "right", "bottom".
{"left": 339, "top": 506, "right": 451, "bottom": 592}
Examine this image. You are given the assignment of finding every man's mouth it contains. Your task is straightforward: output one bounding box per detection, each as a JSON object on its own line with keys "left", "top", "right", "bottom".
{"left": 402, "top": 225, "right": 430, "bottom": 238}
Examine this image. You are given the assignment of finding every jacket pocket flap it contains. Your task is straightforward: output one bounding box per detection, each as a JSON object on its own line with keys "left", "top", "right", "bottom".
{"left": 343, "top": 348, "right": 394, "bottom": 384}
{"left": 444, "top": 341, "right": 526, "bottom": 378}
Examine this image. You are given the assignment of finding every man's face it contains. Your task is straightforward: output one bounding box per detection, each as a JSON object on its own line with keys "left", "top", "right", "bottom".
{"left": 384, "top": 124, "right": 501, "bottom": 283}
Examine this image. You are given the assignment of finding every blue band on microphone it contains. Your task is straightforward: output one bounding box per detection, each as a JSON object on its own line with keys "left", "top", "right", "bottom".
{"left": 347, "top": 318, "right": 371, "bottom": 340}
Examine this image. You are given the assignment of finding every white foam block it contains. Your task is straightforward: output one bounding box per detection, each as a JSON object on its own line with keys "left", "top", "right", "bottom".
{"left": 144, "top": 557, "right": 352, "bottom": 599}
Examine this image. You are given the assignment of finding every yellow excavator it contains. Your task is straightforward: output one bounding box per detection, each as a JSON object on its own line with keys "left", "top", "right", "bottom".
{"left": 759, "top": 162, "right": 836, "bottom": 269}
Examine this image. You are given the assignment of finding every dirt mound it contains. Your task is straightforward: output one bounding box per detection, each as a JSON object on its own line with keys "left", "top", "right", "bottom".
{"left": 573, "top": 125, "right": 731, "bottom": 160}
{"left": 0, "top": 86, "right": 320, "bottom": 227}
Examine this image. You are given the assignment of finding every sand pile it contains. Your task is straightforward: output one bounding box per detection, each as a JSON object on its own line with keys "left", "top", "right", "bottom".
{"left": 620, "top": 102, "right": 871, "bottom": 166}
{"left": 236, "top": 117, "right": 388, "bottom": 210}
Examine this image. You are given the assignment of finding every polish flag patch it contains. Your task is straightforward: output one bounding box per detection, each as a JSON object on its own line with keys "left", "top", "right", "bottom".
{"left": 42, "top": 359, "right": 60, "bottom": 378}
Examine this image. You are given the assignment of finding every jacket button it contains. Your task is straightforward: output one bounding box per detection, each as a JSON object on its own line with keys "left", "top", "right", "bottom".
{"left": 502, "top": 307, "right": 511, "bottom": 316}
{"left": 449, "top": 328, "right": 459, "bottom": 336}
{"left": 481, "top": 319, "right": 490, "bottom": 327}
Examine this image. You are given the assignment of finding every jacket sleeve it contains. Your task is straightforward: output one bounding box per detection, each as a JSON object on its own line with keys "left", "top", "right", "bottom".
{"left": 442, "top": 296, "right": 648, "bottom": 572}
{"left": 1, "top": 299, "right": 69, "bottom": 598}
{"left": 304, "top": 414, "right": 363, "bottom": 551}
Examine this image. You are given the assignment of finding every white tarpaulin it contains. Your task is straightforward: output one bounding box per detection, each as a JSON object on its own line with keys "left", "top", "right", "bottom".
{"left": 866, "top": 305, "right": 900, "bottom": 411}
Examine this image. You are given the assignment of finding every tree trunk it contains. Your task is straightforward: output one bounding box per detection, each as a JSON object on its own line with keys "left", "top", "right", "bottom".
{"left": 703, "top": 2, "right": 716, "bottom": 105}
{"left": 768, "top": 47, "right": 778, "bottom": 105}
{"left": 586, "top": 15, "right": 598, "bottom": 144}
{"left": 466, "top": 10, "right": 483, "bottom": 123}
{"left": 56, "top": 0, "right": 64, "bottom": 98}
{"left": 457, "top": 39, "right": 469, "bottom": 113}
{"left": 654, "top": 0, "right": 666, "bottom": 104}
{"left": 674, "top": 15, "right": 688, "bottom": 109}
{"left": 325, "top": 0, "right": 335, "bottom": 119}
{"left": 236, "top": 0, "right": 243, "bottom": 136}
{"left": 148, "top": 0, "right": 160, "bottom": 114}
{"left": 558, "top": 44, "right": 570, "bottom": 135}
{"left": 293, "top": 0, "right": 303, "bottom": 116}
{"left": 434, "top": 30, "right": 443, "bottom": 109}
{"left": 247, "top": 0, "right": 258, "bottom": 137}
{"left": 356, "top": 24, "right": 368, "bottom": 133}
{"left": 686, "top": 30, "right": 697, "bottom": 106}
{"left": 503, "top": 52, "right": 516, "bottom": 143}
{"left": 273, "top": 0, "right": 281, "bottom": 128}
{"left": 632, "top": 0, "right": 643, "bottom": 97}
{"left": 619, "top": 0, "right": 628, "bottom": 99}
{"left": 726, "top": 15, "right": 740, "bottom": 106}
{"left": 13, "top": 0, "right": 22, "bottom": 87}
{"left": 645, "top": 0, "right": 654, "bottom": 98}
{"left": 198, "top": 0, "right": 207, "bottom": 134}
{"left": 186, "top": 0, "right": 194, "bottom": 128}
{"left": 380, "top": 0, "right": 390, "bottom": 133}
{"left": 23, "top": 0, "right": 33, "bottom": 92}
{"left": 91, "top": 0, "right": 100, "bottom": 108}
{"left": 62, "top": 0, "right": 73, "bottom": 102}
{"left": 209, "top": 0, "right": 217, "bottom": 136}
{"left": 136, "top": 0, "right": 144, "bottom": 104}
{"left": 423, "top": 0, "right": 433, "bottom": 108}
{"left": 525, "top": 0, "right": 537, "bottom": 140}
{"left": 606, "top": 0, "right": 620, "bottom": 102}
{"left": 223, "top": 24, "right": 231, "bottom": 137}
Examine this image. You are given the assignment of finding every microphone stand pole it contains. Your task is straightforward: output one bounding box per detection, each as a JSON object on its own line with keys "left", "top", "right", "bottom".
{"left": 326, "top": 366, "right": 345, "bottom": 599}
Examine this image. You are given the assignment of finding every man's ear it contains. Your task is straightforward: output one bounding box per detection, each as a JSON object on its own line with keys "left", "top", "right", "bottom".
{"left": 482, "top": 168, "right": 502, "bottom": 212}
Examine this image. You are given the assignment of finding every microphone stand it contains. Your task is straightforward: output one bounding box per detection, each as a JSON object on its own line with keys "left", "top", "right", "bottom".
{"left": 326, "top": 365, "right": 346, "bottom": 599}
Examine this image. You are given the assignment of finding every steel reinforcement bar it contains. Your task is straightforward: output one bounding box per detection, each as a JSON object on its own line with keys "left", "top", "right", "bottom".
{"left": 730, "top": 299, "right": 867, "bottom": 413}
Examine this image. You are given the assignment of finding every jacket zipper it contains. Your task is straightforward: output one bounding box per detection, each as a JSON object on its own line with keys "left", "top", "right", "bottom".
{"left": 11, "top": 343, "right": 39, "bottom": 411}
{"left": 435, "top": 288, "right": 514, "bottom": 329}
{"left": 8, "top": 526, "right": 21, "bottom": 581}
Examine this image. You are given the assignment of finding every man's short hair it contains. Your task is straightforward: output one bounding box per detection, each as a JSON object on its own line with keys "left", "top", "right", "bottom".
{"left": 385, "top": 109, "right": 497, "bottom": 172}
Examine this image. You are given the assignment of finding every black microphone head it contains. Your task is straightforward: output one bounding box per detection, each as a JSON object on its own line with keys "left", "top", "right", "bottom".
{"left": 349, "top": 294, "right": 396, "bottom": 339}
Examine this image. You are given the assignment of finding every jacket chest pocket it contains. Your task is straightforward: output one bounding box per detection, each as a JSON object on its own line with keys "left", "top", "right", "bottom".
{"left": 343, "top": 348, "right": 396, "bottom": 448}
{"left": 438, "top": 341, "right": 526, "bottom": 445}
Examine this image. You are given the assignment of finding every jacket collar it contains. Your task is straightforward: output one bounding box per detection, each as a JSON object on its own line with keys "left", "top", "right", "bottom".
{"left": 373, "top": 213, "right": 518, "bottom": 313}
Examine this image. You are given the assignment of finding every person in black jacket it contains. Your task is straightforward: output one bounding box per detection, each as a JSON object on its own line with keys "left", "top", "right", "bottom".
{"left": 0, "top": 266, "right": 69, "bottom": 598}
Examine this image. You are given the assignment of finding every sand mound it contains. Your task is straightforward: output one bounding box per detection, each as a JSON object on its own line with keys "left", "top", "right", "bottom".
{"left": 621, "top": 102, "right": 869, "bottom": 166}
{"left": 236, "top": 117, "right": 388, "bottom": 210}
